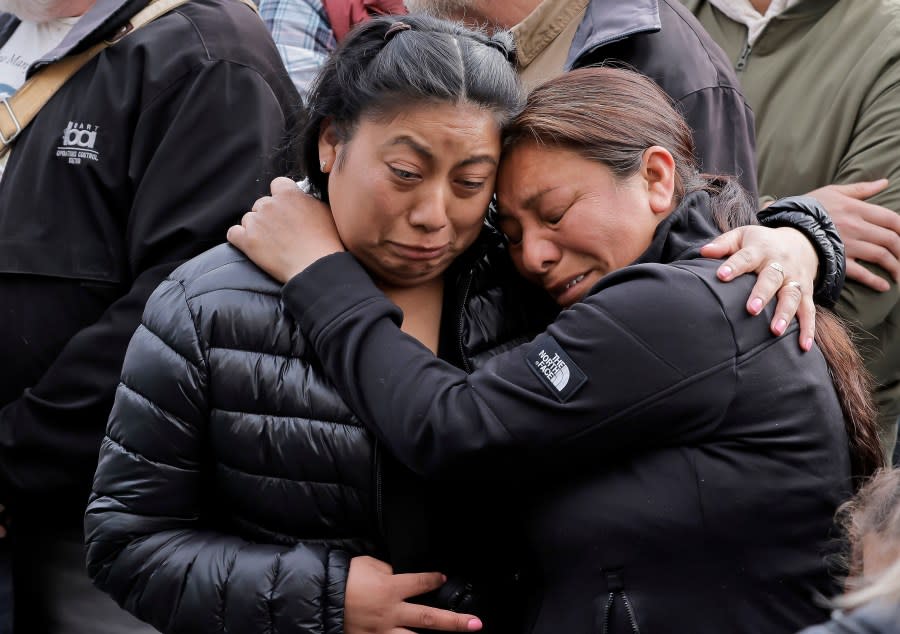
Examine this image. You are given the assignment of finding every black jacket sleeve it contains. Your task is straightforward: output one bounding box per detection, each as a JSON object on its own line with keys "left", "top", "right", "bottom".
{"left": 85, "top": 278, "right": 349, "bottom": 634}
{"left": 0, "top": 60, "right": 291, "bottom": 498}
{"left": 282, "top": 253, "right": 739, "bottom": 478}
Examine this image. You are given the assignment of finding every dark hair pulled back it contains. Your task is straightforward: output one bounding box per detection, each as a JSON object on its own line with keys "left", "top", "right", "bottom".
{"left": 503, "top": 66, "right": 755, "bottom": 231}
{"left": 297, "top": 14, "right": 523, "bottom": 201}
{"left": 504, "top": 66, "right": 882, "bottom": 481}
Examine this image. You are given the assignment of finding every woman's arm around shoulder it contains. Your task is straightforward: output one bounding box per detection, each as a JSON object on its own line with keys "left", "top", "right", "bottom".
{"left": 283, "top": 253, "right": 739, "bottom": 478}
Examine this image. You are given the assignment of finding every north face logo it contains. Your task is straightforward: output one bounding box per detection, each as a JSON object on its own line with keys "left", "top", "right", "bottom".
{"left": 56, "top": 121, "right": 100, "bottom": 164}
{"left": 526, "top": 334, "right": 587, "bottom": 402}
{"left": 535, "top": 349, "right": 570, "bottom": 391}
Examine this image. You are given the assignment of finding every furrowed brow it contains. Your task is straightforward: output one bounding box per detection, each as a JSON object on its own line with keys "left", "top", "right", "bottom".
{"left": 458, "top": 155, "right": 498, "bottom": 168}
{"left": 495, "top": 185, "right": 564, "bottom": 220}
{"left": 388, "top": 136, "right": 434, "bottom": 162}
{"left": 522, "top": 186, "right": 563, "bottom": 209}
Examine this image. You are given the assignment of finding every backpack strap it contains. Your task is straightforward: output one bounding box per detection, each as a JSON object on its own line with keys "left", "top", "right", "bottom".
{"left": 0, "top": 0, "right": 259, "bottom": 158}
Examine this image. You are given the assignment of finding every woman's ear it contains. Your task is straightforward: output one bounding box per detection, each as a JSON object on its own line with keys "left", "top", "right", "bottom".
{"left": 640, "top": 146, "right": 677, "bottom": 215}
{"left": 318, "top": 117, "right": 341, "bottom": 173}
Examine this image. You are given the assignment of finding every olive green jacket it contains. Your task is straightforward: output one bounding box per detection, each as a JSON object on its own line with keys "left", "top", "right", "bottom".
{"left": 683, "top": 0, "right": 900, "bottom": 447}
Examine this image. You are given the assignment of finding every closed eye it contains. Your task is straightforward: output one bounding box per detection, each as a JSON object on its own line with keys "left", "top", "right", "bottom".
{"left": 391, "top": 167, "right": 419, "bottom": 180}
{"left": 546, "top": 210, "right": 566, "bottom": 225}
{"left": 457, "top": 179, "right": 486, "bottom": 191}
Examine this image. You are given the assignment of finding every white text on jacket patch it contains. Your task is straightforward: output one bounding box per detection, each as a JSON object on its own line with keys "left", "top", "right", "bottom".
{"left": 526, "top": 333, "right": 587, "bottom": 402}
{"left": 56, "top": 121, "right": 100, "bottom": 165}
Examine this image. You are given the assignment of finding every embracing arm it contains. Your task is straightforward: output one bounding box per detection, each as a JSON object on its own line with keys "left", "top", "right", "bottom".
{"left": 85, "top": 278, "right": 350, "bottom": 634}
{"left": 281, "top": 254, "right": 737, "bottom": 478}
{"left": 702, "top": 196, "right": 844, "bottom": 348}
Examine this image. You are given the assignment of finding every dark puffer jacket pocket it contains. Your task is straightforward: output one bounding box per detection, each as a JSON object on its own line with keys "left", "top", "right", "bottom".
{"left": 594, "top": 569, "right": 642, "bottom": 634}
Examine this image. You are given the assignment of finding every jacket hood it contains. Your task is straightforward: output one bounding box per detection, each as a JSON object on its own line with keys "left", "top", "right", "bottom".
{"left": 566, "top": 0, "right": 661, "bottom": 69}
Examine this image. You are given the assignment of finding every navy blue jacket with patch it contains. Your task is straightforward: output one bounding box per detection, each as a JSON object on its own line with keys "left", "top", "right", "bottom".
{"left": 0, "top": 0, "right": 299, "bottom": 512}
{"left": 283, "top": 193, "right": 853, "bottom": 634}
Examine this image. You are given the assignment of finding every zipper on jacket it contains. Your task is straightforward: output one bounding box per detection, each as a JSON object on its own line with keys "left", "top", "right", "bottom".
{"left": 600, "top": 592, "right": 615, "bottom": 634}
{"left": 621, "top": 592, "right": 641, "bottom": 634}
{"left": 735, "top": 41, "right": 752, "bottom": 71}
{"left": 456, "top": 270, "right": 475, "bottom": 373}
{"left": 374, "top": 440, "right": 385, "bottom": 538}
{"left": 599, "top": 570, "right": 642, "bottom": 634}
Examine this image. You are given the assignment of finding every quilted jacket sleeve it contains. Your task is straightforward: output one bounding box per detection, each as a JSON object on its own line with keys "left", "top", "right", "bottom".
{"left": 85, "top": 277, "right": 349, "bottom": 634}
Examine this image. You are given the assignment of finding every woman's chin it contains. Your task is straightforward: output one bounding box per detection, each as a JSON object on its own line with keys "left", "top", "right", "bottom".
{"left": 369, "top": 264, "right": 447, "bottom": 289}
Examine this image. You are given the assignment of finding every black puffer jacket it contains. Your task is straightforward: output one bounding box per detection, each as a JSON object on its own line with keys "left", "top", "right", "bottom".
{"left": 84, "top": 232, "right": 544, "bottom": 633}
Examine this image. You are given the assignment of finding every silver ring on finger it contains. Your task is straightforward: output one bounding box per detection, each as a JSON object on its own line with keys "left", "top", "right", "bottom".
{"left": 768, "top": 261, "right": 785, "bottom": 275}
{"left": 784, "top": 280, "right": 803, "bottom": 291}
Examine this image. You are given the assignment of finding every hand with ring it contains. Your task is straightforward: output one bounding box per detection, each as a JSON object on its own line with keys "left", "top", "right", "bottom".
{"left": 700, "top": 225, "right": 818, "bottom": 351}
{"left": 761, "top": 262, "right": 807, "bottom": 340}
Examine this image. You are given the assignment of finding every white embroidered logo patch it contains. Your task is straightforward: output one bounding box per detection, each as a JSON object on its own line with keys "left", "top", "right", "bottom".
{"left": 526, "top": 333, "right": 587, "bottom": 402}
{"left": 535, "top": 348, "right": 571, "bottom": 391}
{"left": 56, "top": 121, "right": 100, "bottom": 165}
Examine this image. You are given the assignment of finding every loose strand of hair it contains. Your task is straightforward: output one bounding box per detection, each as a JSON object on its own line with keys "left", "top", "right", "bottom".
{"left": 815, "top": 310, "right": 884, "bottom": 482}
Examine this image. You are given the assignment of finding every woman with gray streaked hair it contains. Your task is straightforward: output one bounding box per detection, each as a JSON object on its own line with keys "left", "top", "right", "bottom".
{"left": 85, "top": 14, "right": 526, "bottom": 634}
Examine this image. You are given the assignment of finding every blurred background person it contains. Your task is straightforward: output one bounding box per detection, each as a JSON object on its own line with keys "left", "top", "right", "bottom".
{"left": 683, "top": 0, "right": 900, "bottom": 462}
{"left": 798, "top": 468, "right": 900, "bottom": 633}
{"left": 0, "top": 0, "right": 299, "bottom": 630}
{"left": 407, "top": 0, "right": 761, "bottom": 202}
{"left": 259, "top": 0, "right": 405, "bottom": 97}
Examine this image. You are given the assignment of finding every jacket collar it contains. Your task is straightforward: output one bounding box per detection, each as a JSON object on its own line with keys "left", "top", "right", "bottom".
{"left": 633, "top": 190, "right": 720, "bottom": 266}
{"left": 684, "top": 0, "right": 838, "bottom": 20}
{"left": 566, "top": 0, "right": 661, "bottom": 69}
{"left": 0, "top": 0, "right": 151, "bottom": 77}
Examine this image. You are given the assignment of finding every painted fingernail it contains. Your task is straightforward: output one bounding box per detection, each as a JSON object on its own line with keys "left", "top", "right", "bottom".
{"left": 718, "top": 265, "right": 733, "bottom": 280}
{"left": 774, "top": 318, "right": 787, "bottom": 335}
{"left": 803, "top": 337, "right": 814, "bottom": 352}
{"left": 467, "top": 618, "right": 483, "bottom": 631}
{"left": 749, "top": 297, "right": 763, "bottom": 314}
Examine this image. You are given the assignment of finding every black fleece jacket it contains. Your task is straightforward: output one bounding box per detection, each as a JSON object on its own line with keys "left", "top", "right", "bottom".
{"left": 283, "top": 193, "right": 853, "bottom": 634}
